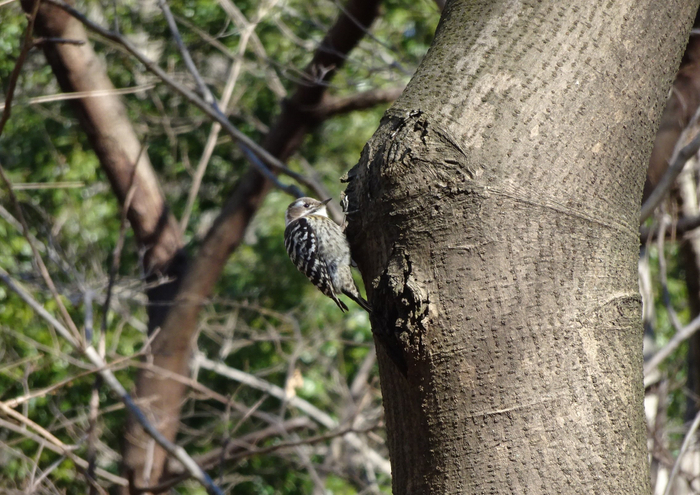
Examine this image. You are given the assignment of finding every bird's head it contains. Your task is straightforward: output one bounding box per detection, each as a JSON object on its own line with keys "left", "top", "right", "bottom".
{"left": 285, "top": 197, "right": 331, "bottom": 226}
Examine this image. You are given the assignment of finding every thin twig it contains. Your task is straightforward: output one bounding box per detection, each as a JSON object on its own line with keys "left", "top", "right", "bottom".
{"left": 144, "top": 421, "right": 380, "bottom": 493}
{"left": 102, "top": 146, "right": 144, "bottom": 333}
{"left": 215, "top": 0, "right": 286, "bottom": 97}
{"left": 180, "top": 0, "right": 279, "bottom": 231}
{"left": 644, "top": 313, "right": 700, "bottom": 378}
{"left": 157, "top": 0, "right": 215, "bottom": 107}
{"left": 0, "top": 267, "right": 224, "bottom": 495}
{"left": 195, "top": 353, "right": 391, "bottom": 475}
{"left": 642, "top": 214, "right": 700, "bottom": 378}
{"left": 84, "top": 288, "right": 100, "bottom": 494}
{"left": 0, "top": 163, "right": 83, "bottom": 344}
{"left": 32, "top": 37, "right": 85, "bottom": 46}
{"left": 0, "top": 84, "right": 156, "bottom": 111}
{"left": 656, "top": 215, "right": 684, "bottom": 334}
{"left": 46, "top": 0, "right": 324, "bottom": 199}
{"left": 0, "top": 401, "right": 111, "bottom": 494}
{"left": 0, "top": 417, "right": 127, "bottom": 487}
{"left": 663, "top": 408, "right": 700, "bottom": 495}
{"left": 0, "top": 267, "right": 79, "bottom": 347}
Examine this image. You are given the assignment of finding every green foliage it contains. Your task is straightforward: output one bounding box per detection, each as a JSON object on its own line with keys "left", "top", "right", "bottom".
{"left": 0, "top": 0, "right": 438, "bottom": 492}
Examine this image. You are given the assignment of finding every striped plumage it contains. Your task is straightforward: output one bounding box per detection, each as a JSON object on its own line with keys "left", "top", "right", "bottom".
{"left": 284, "top": 197, "right": 370, "bottom": 313}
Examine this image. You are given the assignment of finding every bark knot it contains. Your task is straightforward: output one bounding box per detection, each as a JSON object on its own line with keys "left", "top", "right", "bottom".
{"left": 372, "top": 248, "right": 430, "bottom": 373}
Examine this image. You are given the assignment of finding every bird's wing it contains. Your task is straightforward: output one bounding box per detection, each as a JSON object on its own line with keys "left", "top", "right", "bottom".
{"left": 284, "top": 218, "right": 348, "bottom": 312}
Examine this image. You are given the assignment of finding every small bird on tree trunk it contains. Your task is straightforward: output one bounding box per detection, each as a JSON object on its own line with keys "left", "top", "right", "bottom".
{"left": 284, "top": 197, "right": 371, "bottom": 312}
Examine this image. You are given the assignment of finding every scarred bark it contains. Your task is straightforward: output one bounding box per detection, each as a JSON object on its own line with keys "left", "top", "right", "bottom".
{"left": 121, "top": 0, "right": 384, "bottom": 488}
{"left": 345, "top": 1, "right": 697, "bottom": 492}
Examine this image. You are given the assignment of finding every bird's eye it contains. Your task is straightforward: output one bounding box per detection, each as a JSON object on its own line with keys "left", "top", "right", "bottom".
{"left": 303, "top": 203, "right": 309, "bottom": 208}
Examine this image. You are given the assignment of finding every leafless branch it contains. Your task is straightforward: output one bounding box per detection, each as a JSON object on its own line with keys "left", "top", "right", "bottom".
{"left": 45, "top": 0, "right": 326, "bottom": 200}
{"left": 102, "top": 147, "right": 144, "bottom": 333}
{"left": 0, "top": 161, "right": 83, "bottom": 346}
{"left": 144, "top": 418, "right": 316, "bottom": 492}
{"left": 313, "top": 87, "right": 403, "bottom": 119}
{"left": 663, "top": 407, "right": 700, "bottom": 495}
{"left": 0, "top": 402, "right": 112, "bottom": 494}
{"left": 157, "top": 0, "right": 215, "bottom": 107}
{"left": 640, "top": 213, "right": 700, "bottom": 242}
{"left": 180, "top": 0, "right": 280, "bottom": 232}
{"left": 0, "top": 417, "right": 127, "bottom": 487}
{"left": 195, "top": 353, "right": 391, "bottom": 475}
{"left": 32, "top": 37, "right": 85, "bottom": 46}
{"left": 644, "top": 314, "right": 700, "bottom": 379}
{"left": 0, "top": 265, "right": 224, "bottom": 495}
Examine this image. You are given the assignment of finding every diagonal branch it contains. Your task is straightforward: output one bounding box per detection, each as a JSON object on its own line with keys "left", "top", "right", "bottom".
{"left": 44, "top": 0, "right": 325, "bottom": 199}
{"left": 640, "top": 130, "right": 700, "bottom": 223}
{"left": 32, "top": 0, "right": 388, "bottom": 487}
{"left": 0, "top": 266, "right": 224, "bottom": 495}
{"left": 0, "top": 0, "right": 40, "bottom": 136}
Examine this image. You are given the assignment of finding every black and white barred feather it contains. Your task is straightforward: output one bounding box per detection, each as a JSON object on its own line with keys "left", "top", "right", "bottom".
{"left": 284, "top": 197, "right": 370, "bottom": 313}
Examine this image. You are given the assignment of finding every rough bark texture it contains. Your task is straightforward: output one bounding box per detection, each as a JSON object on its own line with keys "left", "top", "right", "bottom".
{"left": 121, "top": 0, "right": 383, "bottom": 488}
{"left": 344, "top": 1, "right": 697, "bottom": 493}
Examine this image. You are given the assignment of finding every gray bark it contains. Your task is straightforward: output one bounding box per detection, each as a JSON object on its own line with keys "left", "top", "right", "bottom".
{"left": 344, "top": 1, "right": 698, "bottom": 493}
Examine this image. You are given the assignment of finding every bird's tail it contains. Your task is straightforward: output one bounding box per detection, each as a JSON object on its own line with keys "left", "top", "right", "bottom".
{"left": 343, "top": 290, "right": 372, "bottom": 313}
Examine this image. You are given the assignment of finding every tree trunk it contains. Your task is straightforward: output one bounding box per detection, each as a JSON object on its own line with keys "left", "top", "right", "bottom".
{"left": 344, "top": 1, "right": 698, "bottom": 493}
{"left": 22, "top": 0, "right": 184, "bottom": 279}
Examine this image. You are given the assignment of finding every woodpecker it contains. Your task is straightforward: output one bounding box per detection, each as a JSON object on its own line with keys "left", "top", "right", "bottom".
{"left": 284, "top": 197, "right": 371, "bottom": 313}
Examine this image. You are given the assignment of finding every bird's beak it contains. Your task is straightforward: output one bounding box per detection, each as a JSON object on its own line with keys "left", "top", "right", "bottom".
{"left": 322, "top": 198, "right": 332, "bottom": 205}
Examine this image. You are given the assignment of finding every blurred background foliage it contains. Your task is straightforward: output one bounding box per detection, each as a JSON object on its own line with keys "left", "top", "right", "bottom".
{"left": 0, "top": 0, "right": 439, "bottom": 492}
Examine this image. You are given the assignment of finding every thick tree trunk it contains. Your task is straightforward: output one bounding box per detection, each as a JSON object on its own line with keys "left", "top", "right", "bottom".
{"left": 345, "top": 1, "right": 697, "bottom": 493}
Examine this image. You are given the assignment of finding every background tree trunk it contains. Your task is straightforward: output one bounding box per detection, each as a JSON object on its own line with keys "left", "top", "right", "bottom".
{"left": 345, "top": 1, "right": 698, "bottom": 492}
{"left": 21, "top": 0, "right": 186, "bottom": 330}
{"left": 120, "top": 0, "right": 383, "bottom": 488}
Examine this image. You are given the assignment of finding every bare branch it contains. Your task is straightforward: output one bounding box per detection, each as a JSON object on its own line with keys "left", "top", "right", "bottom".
{"left": 45, "top": 0, "right": 326, "bottom": 199}
{"left": 180, "top": 0, "right": 280, "bottom": 231}
{"left": 640, "top": 131, "right": 700, "bottom": 223}
{"left": 0, "top": 416, "right": 127, "bottom": 487}
{"left": 644, "top": 313, "right": 700, "bottom": 379}
{"left": 0, "top": 265, "right": 224, "bottom": 495}
{"left": 157, "top": 0, "right": 215, "bottom": 107}
{"left": 313, "top": 86, "right": 403, "bottom": 119}
{"left": 144, "top": 418, "right": 316, "bottom": 492}
{"left": 663, "top": 407, "right": 700, "bottom": 495}
{"left": 195, "top": 353, "right": 391, "bottom": 475}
